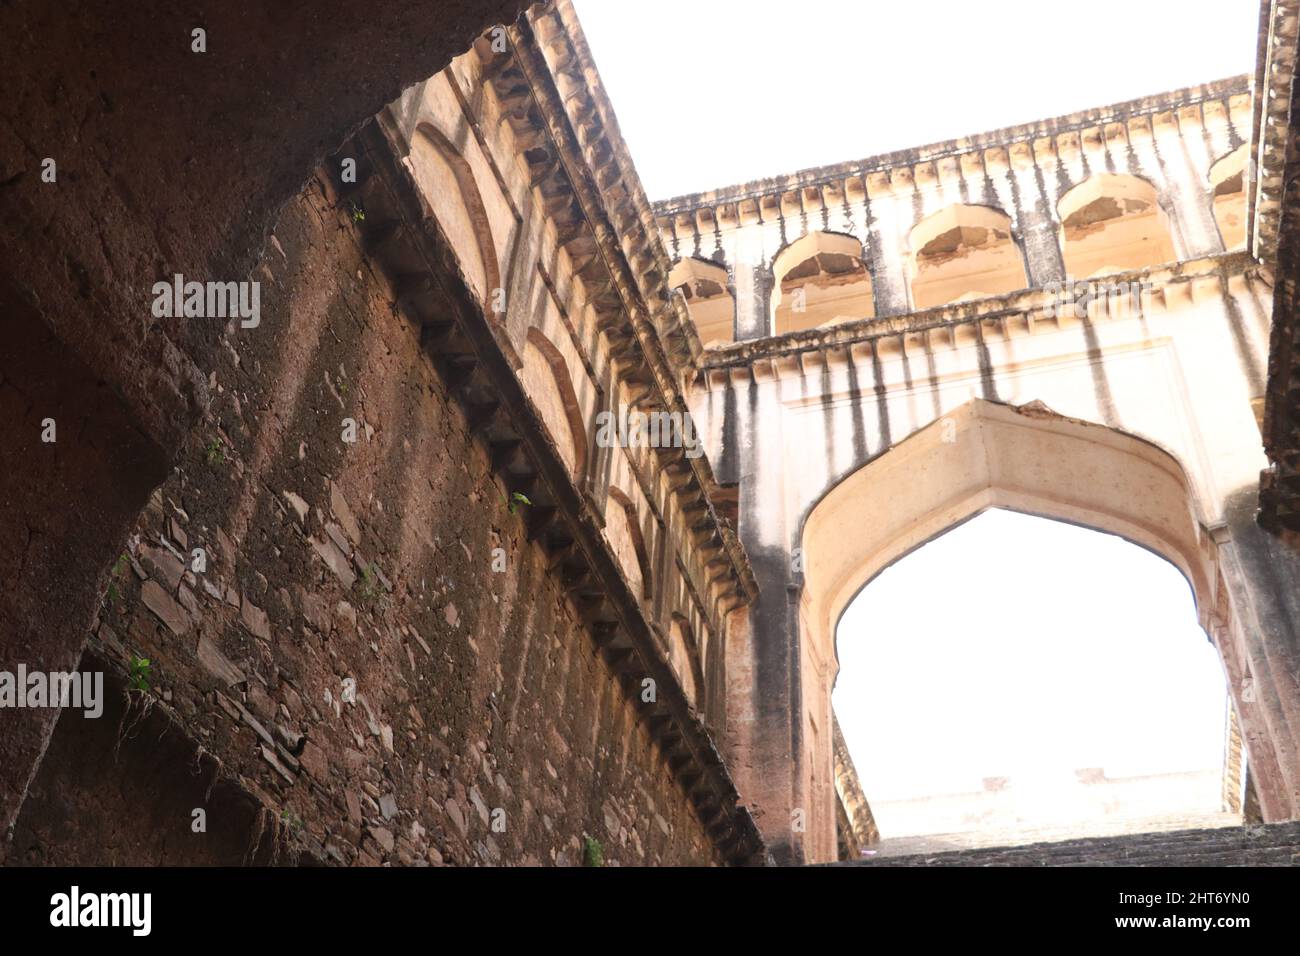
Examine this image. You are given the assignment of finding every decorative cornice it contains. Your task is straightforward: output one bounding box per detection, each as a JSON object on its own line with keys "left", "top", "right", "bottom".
{"left": 697, "top": 253, "right": 1259, "bottom": 376}
{"left": 1257, "top": 0, "right": 1300, "bottom": 538}
{"left": 1248, "top": 0, "right": 1299, "bottom": 263}
{"left": 477, "top": 11, "right": 758, "bottom": 619}
{"left": 653, "top": 77, "right": 1252, "bottom": 219}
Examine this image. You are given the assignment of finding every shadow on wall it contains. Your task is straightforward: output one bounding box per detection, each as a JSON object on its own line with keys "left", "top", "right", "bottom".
{"left": 11, "top": 652, "right": 311, "bottom": 867}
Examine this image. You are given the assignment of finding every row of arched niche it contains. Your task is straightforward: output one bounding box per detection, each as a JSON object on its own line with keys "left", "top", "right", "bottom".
{"left": 406, "top": 113, "right": 720, "bottom": 719}
{"left": 670, "top": 147, "right": 1249, "bottom": 346}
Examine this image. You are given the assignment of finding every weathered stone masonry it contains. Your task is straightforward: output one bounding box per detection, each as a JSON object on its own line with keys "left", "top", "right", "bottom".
{"left": 0, "top": 0, "right": 537, "bottom": 854}
{"left": 14, "top": 173, "right": 729, "bottom": 866}
{"left": 6, "top": 0, "right": 766, "bottom": 867}
{"left": 1259, "top": 0, "right": 1300, "bottom": 538}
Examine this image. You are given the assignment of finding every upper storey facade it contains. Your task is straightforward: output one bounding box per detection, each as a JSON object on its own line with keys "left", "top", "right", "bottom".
{"left": 654, "top": 78, "right": 1252, "bottom": 345}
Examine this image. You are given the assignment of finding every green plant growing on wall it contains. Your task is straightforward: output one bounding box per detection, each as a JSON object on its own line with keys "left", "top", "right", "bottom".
{"left": 506, "top": 491, "right": 532, "bottom": 515}
{"left": 105, "top": 551, "right": 129, "bottom": 605}
{"left": 349, "top": 201, "right": 365, "bottom": 223}
{"left": 281, "top": 808, "right": 304, "bottom": 834}
{"left": 582, "top": 835, "right": 604, "bottom": 868}
{"left": 356, "top": 561, "right": 388, "bottom": 609}
{"left": 128, "top": 655, "right": 152, "bottom": 692}
{"left": 205, "top": 438, "right": 226, "bottom": 466}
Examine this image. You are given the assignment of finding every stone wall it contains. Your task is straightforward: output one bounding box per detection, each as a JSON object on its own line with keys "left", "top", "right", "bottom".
{"left": 12, "top": 654, "right": 293, "bottom": 866}
{"left": 1255, "top": 0, "right": 1300, "bottom": 539}
{"left": 0, "top": 0, "right": 533, "bottom": 850}
{"left": 10, "top": 173, "right": 723, "bottom": 867}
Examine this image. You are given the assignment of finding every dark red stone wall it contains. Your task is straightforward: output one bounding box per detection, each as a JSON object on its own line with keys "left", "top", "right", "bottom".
{"left": 0, "top": 0, "right": 534, "bottom": 850}
{"left": 10, "top": 175, "right": 721, "bottom": 866}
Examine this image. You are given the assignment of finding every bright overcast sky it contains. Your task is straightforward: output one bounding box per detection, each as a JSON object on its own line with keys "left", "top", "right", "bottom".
{"left": 572, "top": 0, "right": 1260, "bottom": 200}
{"left": 833, "top": 511, "right": 1227, "bottom": 820}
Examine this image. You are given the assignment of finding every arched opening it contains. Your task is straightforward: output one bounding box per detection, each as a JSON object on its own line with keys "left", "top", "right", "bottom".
{"left": 770, "top": 231, "right": 874, "bottom": 335}
{"left": 606, "top": 485, "right": 652, "bottom": 601}
{"left": 1057, "top": 174, "right": 1177, "bottom": 278}
{"left": 667, "top": 616, "right": 705, "bottom": 713}
{"left": 907, "top": 205, "right": 1026, "bottom": 310}
{"left": 1209, "top": 145, "right": 1249, "bottom": 252}
{"left": 833, "top": 509, "right": 1233, "bottom": 851}
{"left": 791, "top": 399, "right": 1266, "bottom": 864}
{"left": 669, "top": 257, "right": 735, "bottom": 346}
{"left": 521, "top": 328, "right": 588, "bottom": 480}
{"left": 407, "top": 123, "right": 502, "bottom": 307}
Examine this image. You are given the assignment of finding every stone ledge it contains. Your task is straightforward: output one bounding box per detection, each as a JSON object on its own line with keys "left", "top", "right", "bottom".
{"left": 696, "top": 253, "right": 1259, "bottom": 376}
{"left": 830, "top": 820, "right": 1300, "bottom": 867}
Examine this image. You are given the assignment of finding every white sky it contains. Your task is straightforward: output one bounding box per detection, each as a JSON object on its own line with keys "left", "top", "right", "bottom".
{"left": 832, "top": 510, "right": 1226, "bottom": 804}
{"left": 572, "top": 0, "right": 1260, "bottom": 200}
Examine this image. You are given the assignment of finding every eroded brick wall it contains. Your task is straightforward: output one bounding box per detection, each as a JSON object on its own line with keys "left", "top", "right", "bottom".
{"left": 12, "top": 172, "right": 721, "bottom": 867}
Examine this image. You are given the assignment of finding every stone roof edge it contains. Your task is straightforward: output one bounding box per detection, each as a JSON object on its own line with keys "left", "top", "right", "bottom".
{"left": 1248, "top": 0, "right": 1298, "bottom": 263}
{"left": 1257, "top": 0, "right": 1300, "bottom": 537}
{"left": 653, "top": 76, "right": 1253, "bottom": 215}
{"left": 512, "top": 5, "right": 758, "bottom": 605}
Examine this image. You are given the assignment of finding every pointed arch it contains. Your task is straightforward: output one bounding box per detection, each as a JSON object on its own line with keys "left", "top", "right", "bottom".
{"left": 606, "top": 485, "right": 652, "bottom": 600}
{"left": 521, "top": 327, "right": 587, "bottom": 481}
{"left": 407, "top": 122, "right": 502, "bottom": 308}
{"left": 1209, "top": 145, "right": 1249, "bottom": 252}
{"left": 906, "top": 205, "right": 1026, "bottom": 309}
{"left": 833, "top": 508, "right": 1231, "bottom": 842}
{"left": 801, "top": 400, "right": 1212, "bottom": 657}
{"left": 1057, "top": 173, "right": 1176, "bottom": 277}
{"left": 668, "top": 614, "right": 706, "bottom": 712}
{"left": 669, "top": 256, "right": 735, "bottom": 346}
{"left": 770, "top": 230, "right": 874, "bottom": 335}
{"left": 787, "top": 398, "right": 1280, "bottom": 863}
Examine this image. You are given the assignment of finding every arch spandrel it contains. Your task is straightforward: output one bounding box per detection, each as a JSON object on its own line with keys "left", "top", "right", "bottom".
{"left": 521, "top": 327, "right": 589, "bottom": 480}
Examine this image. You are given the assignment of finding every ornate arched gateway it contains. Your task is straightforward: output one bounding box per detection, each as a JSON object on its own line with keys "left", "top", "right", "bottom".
{"left": 689, "top": 275, "right": 1300, "bottom": 862}
{"left": 683, "top": 239, "right": 1300, "bottom": 862}
{"left": 798, "top": 400, "right": 1289, "bottom": 862}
